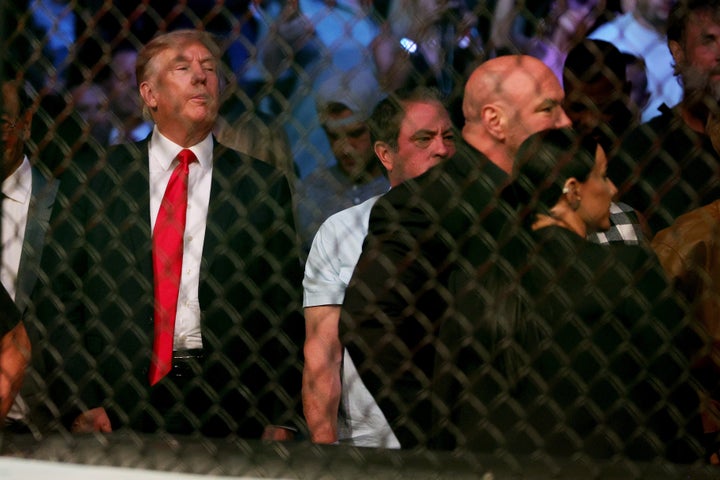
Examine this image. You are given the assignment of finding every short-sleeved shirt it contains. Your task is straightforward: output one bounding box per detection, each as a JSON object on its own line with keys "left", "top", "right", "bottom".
{"left": 296, "top": 165, "right": 390, "bottom": 250}
{"left": 303, "top": 195, "right": 380, "bottom": 307}
{"left": 303, "top": 195, "right": 400, "bottom": 448}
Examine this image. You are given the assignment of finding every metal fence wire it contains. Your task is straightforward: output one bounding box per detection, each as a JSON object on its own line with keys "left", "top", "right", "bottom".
{"left": 1, "top": 1, "right": 720, "bottom": 478}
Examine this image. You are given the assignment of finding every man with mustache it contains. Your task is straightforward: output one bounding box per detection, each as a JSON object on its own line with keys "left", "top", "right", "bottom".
{"left": 610, "top": 0, "right": 720, "bottom": 237}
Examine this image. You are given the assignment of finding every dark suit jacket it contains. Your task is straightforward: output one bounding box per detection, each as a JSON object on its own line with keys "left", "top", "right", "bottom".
{"left": 340, "top": 140, "right": 508, "bottom": 449}
{"left": 0, "top": 284, "right": 20, "bottom": 336}
{"left": 33, "top": 137, "right": 303, "bottom": 437}
{"left": 452, "top": 225, "right": 704, "bottom": 462}
{"left": 16, "top": 165, "right": 58, "bottom": 313}
{"left": 11, "top": 164, "right": 58, "bottom": 427}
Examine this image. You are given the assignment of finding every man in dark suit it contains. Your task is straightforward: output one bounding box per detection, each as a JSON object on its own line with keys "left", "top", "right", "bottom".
{"left": 1, "top": 77, "right": 58, "bottom": 430}
{"left": 33, "top": 29, "right": 302, "bottom": 439}
{"left": 340, "top": 55, "right": 572, "bottom": 449}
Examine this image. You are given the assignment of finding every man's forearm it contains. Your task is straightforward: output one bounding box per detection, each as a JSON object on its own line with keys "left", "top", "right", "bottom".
{"left": 302, "top": 355, "right": 342, "bottom": 443}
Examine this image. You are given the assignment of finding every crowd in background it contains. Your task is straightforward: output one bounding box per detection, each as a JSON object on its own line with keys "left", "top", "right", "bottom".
{"left": 2, "top": 0, "right": 720, "bottom": 471}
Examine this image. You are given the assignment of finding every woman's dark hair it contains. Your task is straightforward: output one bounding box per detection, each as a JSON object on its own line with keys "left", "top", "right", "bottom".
{"left": 501, "top": 127, "right": 598, "bottom": 225}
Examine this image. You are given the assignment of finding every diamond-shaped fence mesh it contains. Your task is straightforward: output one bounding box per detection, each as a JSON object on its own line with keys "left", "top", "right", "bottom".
{"left": 1, "top": 0, "right": 720, "bottom": 478}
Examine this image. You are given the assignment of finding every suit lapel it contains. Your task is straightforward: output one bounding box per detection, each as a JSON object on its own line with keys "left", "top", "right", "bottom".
{"left": 200, "top": 142, "right": 230, "bottom": 287}
{"left": 122, "top": 140, "right": 153, "bottom": 281}
{"left": 15, "top": 167, "right": 59, "bottom": 313}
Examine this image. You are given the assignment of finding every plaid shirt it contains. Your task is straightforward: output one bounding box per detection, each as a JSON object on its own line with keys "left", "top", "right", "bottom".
{"left": 588, "top": 202, "right": 644, "bottom": 245}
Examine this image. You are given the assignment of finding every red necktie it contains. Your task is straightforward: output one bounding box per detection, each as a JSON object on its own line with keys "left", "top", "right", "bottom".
{"left": 149, "top": 149, "right": 197, "bottom": 386}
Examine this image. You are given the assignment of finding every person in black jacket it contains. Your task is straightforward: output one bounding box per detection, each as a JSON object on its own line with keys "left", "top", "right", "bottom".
{"left": 452, "top": 128, "right": 705, "bottom": 461}
{"left": 341, "top": 55, "right": 571, "bottom": 449}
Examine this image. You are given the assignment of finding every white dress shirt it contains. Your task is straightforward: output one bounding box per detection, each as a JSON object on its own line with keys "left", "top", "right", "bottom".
{"left": 1, "top": 156, "right": 31, "bottom": 301}
{"left": 2, "top": 156, "right": 32, "bottom": 421}
{"left": 148, "top": 128, "right": 213, "bottom": 350}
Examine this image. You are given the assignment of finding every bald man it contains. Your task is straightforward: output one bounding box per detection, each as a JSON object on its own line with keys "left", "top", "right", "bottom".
{"left": 340, "top": 55, "right": 571, "bottom": 450}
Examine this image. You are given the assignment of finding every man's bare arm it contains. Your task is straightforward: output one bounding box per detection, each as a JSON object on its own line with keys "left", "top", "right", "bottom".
{"left": 302, "top": 305, "right": 343, "bottom": 444}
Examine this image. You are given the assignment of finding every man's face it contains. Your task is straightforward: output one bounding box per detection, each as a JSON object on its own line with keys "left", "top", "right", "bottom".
{"left": 635, "top": 0, "right": 673, "bottom": 30}
{"left": 323, "top": 110, "right": 375, "bottom": 180}
{"left": 72, "top": 83, "right": 112, "bottom": 142}
{"left": 563, "top": 75, "right": 634, "bottom": 149}
{"left": 503, "top": 63, "right": 572, "bottom": 155}
{"left": 108, "top": 50, "right": 142, "bottom": 120}
{"left": 387, "top": 101, "right": 455, "bottom": 184}
{"left": 672, "top": 10, "right": 720, "bottom": 102}
{"left": 1, "top": 82, "right": 31, "bottom": 179}
{"left": 141, "top": 41, "right": 220, "bottom": 140}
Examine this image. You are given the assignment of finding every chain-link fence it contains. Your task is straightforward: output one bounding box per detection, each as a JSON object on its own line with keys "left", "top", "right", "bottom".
{"left": 2, "top": 0, "right": 720, "bottom": 478}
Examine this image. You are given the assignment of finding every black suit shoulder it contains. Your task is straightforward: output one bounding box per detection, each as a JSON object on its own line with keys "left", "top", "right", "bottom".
{"left": 612, "top": 107, "right": 720, "bottom": 234}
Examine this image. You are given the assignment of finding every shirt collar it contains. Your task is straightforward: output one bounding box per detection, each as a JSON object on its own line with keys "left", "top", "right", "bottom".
{"left": 2, "top": 156, "right": 32, "bottom": 204}
{"left": 150, "top": 126, "right": 214, "bottom": 171}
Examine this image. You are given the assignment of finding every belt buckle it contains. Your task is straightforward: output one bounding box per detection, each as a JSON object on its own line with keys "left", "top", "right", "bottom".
{"left": 171, "top": 349, "right": 204, "bottom": 377}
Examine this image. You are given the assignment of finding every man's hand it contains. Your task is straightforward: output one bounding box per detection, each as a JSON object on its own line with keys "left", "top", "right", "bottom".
{"left": 71, "top": 407, "right": 112, "bottom": 433}
{"left": 261, "top": 425, "right": 295, "bottom": 441}
{"left": 0, "top": 321, "right": 31, "bottom": 422}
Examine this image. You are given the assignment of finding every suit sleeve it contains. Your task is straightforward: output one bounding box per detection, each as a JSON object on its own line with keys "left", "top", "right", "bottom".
{"left": 0, "top": 284, "right": 21, "bottom": 336}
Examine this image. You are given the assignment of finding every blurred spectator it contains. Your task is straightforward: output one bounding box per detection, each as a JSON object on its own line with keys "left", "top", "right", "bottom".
{"left": 215, "top": 91, "right": 298, "bottom": 187}
{"left": 104, "top": 47, "right": 152, "bottom": 145}
{"left": 562, "top": 39, "right": 644, "bottom": 156}
{"left": 526, "top": 0, "right": 607, "bottom": 82}
{"left": 28, "top": 0, "right": 77, "bottom": 90}
{"left": 372, "top": 0, "right": 483, "bottom": 126}
{"left": 242, "top": 0, "right": 330, "bottom": 178}
{"left": 489, "top": 0, "right": 616, "bottom": 57}
{"left": 299, "top": 0, "right": 380, "bottom": 70}
{"left": 588, "top": 0, "right": 682, "bottom": 121}
{"left": 69, "top": 82, "right": 113, "bottom": 146}
{"left": 610, "top": 0, "right": 720, "bottom": 236}
{"left": 295, "top": 70, "right": 389, "bottom": 251}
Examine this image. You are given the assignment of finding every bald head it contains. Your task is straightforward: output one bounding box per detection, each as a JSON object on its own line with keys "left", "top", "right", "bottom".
{"left": 461, "top": 55, "right": 571, "bottom": 173}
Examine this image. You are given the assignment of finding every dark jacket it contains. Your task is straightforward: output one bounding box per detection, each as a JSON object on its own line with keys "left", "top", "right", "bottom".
{"left": 452, "top": 225, "right": 704, "bottom": 461}
{"left": 340, "top": 140, "right": 509, "bottom": 449}
{"left": 653, "top": 199, "right": 720, "bottom": 437}
{"left": 32, "top": 137, "right": 304, "bottom": 437}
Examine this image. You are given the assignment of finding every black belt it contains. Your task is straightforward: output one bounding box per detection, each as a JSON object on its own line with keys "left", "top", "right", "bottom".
{"left": 4, "top": 418, "right": 32, "bottom": 434}
{"left": 170, "top": 349, "right": 204, "bottom": 378}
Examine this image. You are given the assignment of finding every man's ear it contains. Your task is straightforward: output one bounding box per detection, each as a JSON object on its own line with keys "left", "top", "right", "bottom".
{"left": 481, "top": 104, "right": 506, "bottom": 141}
{"left": 668, "top": 40, "right": 684, "bottom": 67}
{"left": 374, "top": 141, "right": 394, "bottom": 173}
{"left": 139, "top": 81, "right": 157, "bottom": 110}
